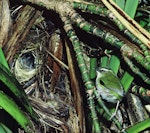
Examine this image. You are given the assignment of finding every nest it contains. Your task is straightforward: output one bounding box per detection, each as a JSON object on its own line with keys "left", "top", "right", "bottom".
{"left": 2, "top": 3, "right": 82, "bottom": 133}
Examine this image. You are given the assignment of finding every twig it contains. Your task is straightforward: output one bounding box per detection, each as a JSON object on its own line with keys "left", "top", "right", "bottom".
{"left": 45, "top": 48, "right": 69, "bottom": 70}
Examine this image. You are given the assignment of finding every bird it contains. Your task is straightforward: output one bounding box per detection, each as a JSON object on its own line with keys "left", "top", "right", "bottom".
{"left": 95, "top": 67, "right": 124, "bottom": 104}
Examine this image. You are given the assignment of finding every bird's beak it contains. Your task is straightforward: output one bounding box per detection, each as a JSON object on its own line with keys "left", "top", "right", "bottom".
{"left": 96, "top": 67, "right": 100, "bottom": 72}
{"left": 96, "top": 68, "right": 99, "bottom": 75}
{"left": 96, "top": 69, "right": 101, "bottom": 77}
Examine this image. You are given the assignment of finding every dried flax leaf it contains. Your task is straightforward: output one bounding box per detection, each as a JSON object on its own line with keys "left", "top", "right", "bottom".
{"left": 127, "top": 93, "right": 150, "bottom": 133}
{"left": 48, "top": 31, "right": 63, "bottom": 91}
{"left": 65, "top": 41, "right": 86, "bottom": 133}
{"left": 3, "top": 5, "right": 42, "bottom": 63}
{"left": 0, "top": 0, "right": 11, "bottom": 68}
{"left": 28, "top": 87, "right": 70, "bottom": 132}
{"left": 62, "top": 72, "right": 80, "bottom": 133}
{"left": 101, "top": 0, "right": 150, "bottom": 46}
{"left": 0, "top": 0, "right": 11, "bottom": 47}
{"left": 127, "top": 93, "right": 149, "bottom": 124}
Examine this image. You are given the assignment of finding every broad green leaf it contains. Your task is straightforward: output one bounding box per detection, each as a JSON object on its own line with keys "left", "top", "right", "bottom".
{"left": 116, "top": 0, "right": 125, "bottom": 10}
{"left": 0, "top": 123, "right": 12, "bottom": 133}
{"left": 121, "top": 72, "right": 134, "bottom": 92}
{"left": 124, "top": 0, "right": 139, "bottom": 18}
{"left": 0, "top": 91, "right": 34, "bottom": 132}
{"left": 0, "top": 63, "right": 38, "bottom": 122}
{"left": 0, "top": 48, "right": 9, "bottom": 70}
{"left": 115, "top": 0, "right": 138, "bottom": 92}
{"left": 100, "top": 56, "right": 109, "bottom": 68}
{"left": 109, "top": 55, "right": 120, "bottom": 74}
{"left": 126, "top": 118, "right": 150, "bottom": 133}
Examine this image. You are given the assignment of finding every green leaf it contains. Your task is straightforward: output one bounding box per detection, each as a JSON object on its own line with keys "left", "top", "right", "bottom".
{"left": 115, "top": 0, "right": 137, "bottom": 92}
{"left": 109, "top": 55, "right": 120, "bottom": 74}
{"left": 0, "top": 123, "right": 12, "bottom": 133}
{"left": 0, "top": 63, "right": 38, "bottom": 122}
{"left": 121, "top": 72, "right": 134, "bottom": 92}
{"left": 100, "top": 56, "right": 109, "bottom": 68}
{"left": 0, "top": 91, "right": 34, "bottom": 132}
{"left": 100, "top": 55, "right": 120, "bottom": 74}
{"left": 126, "top": 118, "right": 150, "bottom": 133}
{"left": 124, "top": 0, "right": 139, "bottom": 18}
{"left": 0, "top": 48, "right": 9, "bottom": 70}
{"left": 115, "top": 0, "right": 125, "bottom": 10}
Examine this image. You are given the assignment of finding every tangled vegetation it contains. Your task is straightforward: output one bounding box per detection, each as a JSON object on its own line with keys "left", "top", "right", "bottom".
{"left": 0, "top": 0, "right": 150, "bottom": 132}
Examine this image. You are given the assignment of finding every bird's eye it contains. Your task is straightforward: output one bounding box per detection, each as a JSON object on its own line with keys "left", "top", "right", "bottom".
{"left": 100, "top": 80, "right": 105, "bottom": 85}
{"left": 99, "top": 69, "right": 105, "bottom": 73}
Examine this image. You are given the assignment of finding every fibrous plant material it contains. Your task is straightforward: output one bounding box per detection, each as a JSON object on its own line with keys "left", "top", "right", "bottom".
{"left": 14, "top": 43, "right": 42, "bottom": 83}
{"left": 0, "top": 0, "right": 11, "bottom": 69}
{"left": 0, "top": 0, "right": 11, "bottom": 47}
{"left": 48, "top": 31, "right": 64, "bottom": 91}
{"left": 3, "top": 5, "right": 42, "bottom": 63}
{"left": 65, "top": 40, "right": 86, "bottom": 133}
